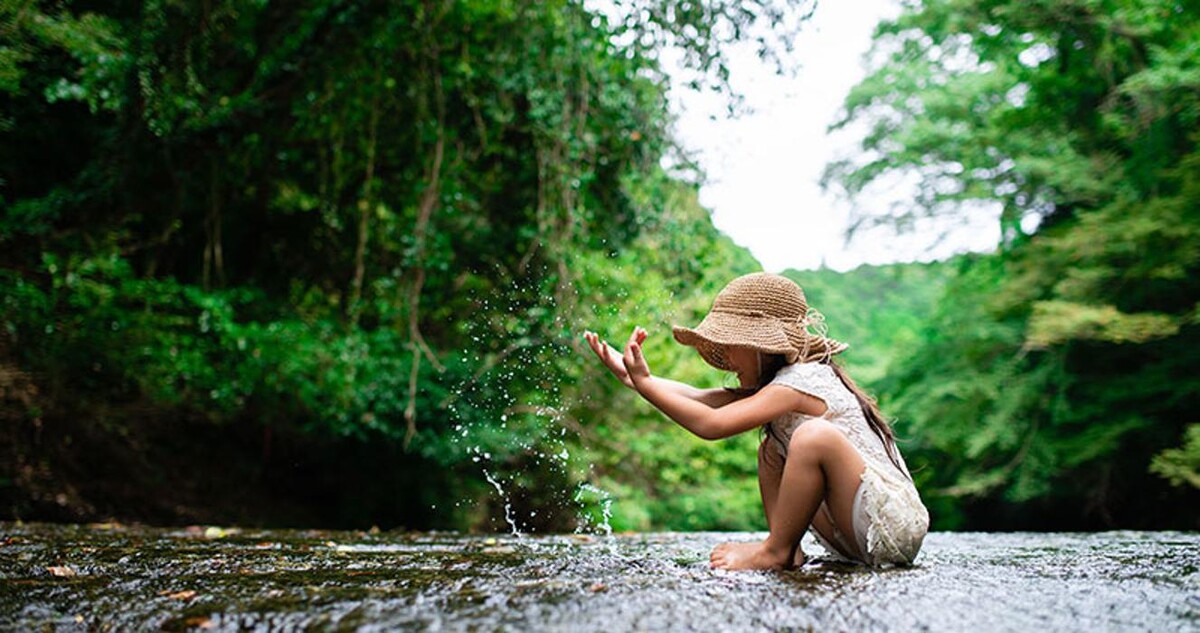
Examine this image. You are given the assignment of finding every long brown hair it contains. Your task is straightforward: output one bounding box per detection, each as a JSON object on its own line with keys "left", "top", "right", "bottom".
{"left": 826, "top": 360, "right": 909, "bottom": 479}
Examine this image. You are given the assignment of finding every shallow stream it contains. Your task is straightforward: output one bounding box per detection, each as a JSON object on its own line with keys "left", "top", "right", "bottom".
{"left": 2, "top": 523, "right": 1197, "bottom": 631}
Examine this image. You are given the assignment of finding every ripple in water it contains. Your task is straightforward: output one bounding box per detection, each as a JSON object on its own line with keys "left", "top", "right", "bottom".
{"left": 2, "top": 524, "right": 1196, "bottom": 631}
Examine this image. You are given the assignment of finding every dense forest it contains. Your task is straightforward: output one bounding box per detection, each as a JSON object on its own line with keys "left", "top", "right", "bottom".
{"left": 1, "top": 0, "right": 1197, "bottom": 533}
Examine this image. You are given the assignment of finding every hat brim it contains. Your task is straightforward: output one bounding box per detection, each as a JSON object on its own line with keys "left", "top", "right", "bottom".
{"left": 672, "top": 312, "right": 799, "bottom": 371}
{"left": 673, "top": 312, "right": 850, "bottom": 372}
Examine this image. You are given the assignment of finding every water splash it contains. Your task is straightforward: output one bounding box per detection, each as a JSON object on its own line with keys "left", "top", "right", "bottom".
{"left": 574, "top": 482, "right": 614, "bottom": 536}
{"left": 483, "top": 469, "right": 522, "bottom": 537}
{"left": 446, "top": 266, "right": 622, "bottom": 536}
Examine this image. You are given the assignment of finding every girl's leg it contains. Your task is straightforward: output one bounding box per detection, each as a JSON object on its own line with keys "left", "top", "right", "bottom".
{"left": 757, "top": 436, "right": 783, "bottom": 529}
{"left": 754, "top": 436, "right": 850, "bottom": 565}
{"left": 712, "top": 420, "right": 866, "bottom": 570}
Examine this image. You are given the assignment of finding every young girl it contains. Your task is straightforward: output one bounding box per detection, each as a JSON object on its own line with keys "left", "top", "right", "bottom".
{"left": 583, "top": 272, "right": 929, "bottom": 570}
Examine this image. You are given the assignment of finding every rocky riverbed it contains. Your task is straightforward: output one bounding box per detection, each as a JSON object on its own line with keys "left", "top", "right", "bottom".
{"left": 2, "top": 523, "right": 1197, "bottom": 631}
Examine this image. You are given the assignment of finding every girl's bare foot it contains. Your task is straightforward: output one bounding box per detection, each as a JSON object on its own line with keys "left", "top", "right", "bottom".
{"left": 709, "top": 541, "right": 794, "bottom": 571}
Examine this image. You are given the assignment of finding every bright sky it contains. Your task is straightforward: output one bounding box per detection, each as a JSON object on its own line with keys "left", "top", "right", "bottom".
{"left": 667, "top": 0, "right": 1001, "bottom": 272}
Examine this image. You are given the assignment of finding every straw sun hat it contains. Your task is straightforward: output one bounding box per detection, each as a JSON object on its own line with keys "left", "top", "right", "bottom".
{"left": 672, "top": 272, "right": 848, "bottom": 371}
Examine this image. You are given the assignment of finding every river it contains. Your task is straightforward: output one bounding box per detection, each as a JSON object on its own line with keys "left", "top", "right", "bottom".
{"left": 2, "top": 523, "right": 1196, "bottom": 631}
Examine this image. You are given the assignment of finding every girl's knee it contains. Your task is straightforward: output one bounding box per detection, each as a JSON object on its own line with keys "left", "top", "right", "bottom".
{"left": 788, "top": 420, "right": 842, "bottom": 453}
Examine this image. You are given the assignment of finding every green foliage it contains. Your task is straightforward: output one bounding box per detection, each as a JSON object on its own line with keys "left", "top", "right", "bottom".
{"left": 1026, "top": 300, "right": 1179, "bottom": 347}
{"left": 0, "top": 0, "right": 823, "bottom": 531}
{"left": 569, "top": 175, "right": 764, "bottom": 531}
{"left": 782, "top": 263, "right": 952, "bottom": 384}
{"left": 1150, "top": 424, "right": 1200, "bottom": 488}
{"left": 9, "top": 0, "right": 1194, "bottom": 532}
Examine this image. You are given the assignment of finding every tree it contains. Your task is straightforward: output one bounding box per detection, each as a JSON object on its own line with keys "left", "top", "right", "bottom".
{"left": 0, "top": 0, "right": 820, "bottom": 530}
{"left": 826, "top": 0, "right": 1200, "bottom": 528}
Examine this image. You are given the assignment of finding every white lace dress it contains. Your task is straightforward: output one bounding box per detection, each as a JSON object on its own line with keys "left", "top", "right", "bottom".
{"left": 767, "top": 362, "right": 930, "bottom": 567}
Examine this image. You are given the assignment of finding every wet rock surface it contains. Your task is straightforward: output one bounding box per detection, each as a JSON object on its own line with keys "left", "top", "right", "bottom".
{"left": 2, "top": 523, "right": 1197, "bottom": 631}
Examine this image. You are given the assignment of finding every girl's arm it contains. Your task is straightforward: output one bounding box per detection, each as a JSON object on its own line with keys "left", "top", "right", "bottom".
{"left": 651, "top": 377, "right": 744, "bottom": 408}
{"left": 620, "top": 328, "right": 826, "bottom": 440}
{"left": 584, "top": 330, "right": 742, "bottom": 407}
{"left": 636, "top": 378, "right": 811, "bottom": 440}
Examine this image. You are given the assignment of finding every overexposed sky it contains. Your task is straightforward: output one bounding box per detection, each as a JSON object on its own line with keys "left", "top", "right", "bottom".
{"left": 666, "top": 0, "right": 1001, "bottom": 272}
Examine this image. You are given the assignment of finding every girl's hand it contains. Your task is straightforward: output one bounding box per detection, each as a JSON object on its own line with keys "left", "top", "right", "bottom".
{"left": 622, "top": 326, "right": 652, "bottom": 384}
{"left": 583, "top": 329, "right": 644, "bottom": 389}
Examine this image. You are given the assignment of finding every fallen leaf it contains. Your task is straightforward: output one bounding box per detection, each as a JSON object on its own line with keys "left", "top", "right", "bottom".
{"left": 158, "top": 589, "right": 197, "bottom": 600}
{"left": 193, "top": 526, "right": 242, "bottom": 539}
{"left": 47, "top": 566, "right": 76, "bottom": 578}
{"left": 184, "top": 615, "right": 213, "bottom": 629}
{"left": 588, "top": 582, "right": 607, "bottom": 593}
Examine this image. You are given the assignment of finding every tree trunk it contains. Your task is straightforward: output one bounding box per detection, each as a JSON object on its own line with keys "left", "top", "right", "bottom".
{"left": 348, "top": 70, "right": 383, "bottom": 327}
